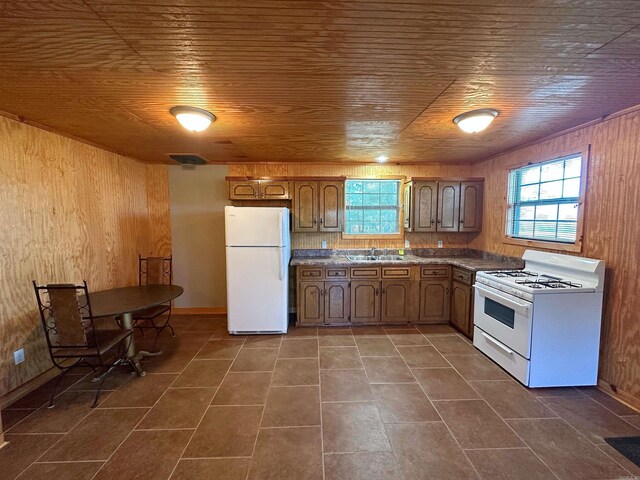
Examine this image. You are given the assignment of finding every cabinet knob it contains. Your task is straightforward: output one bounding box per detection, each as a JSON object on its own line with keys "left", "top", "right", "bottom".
{"left": 313, "top": 218, "right": 317, "bottom": 224}
{"left": 375, "top": 288, "right": 380, "bottom": 296}
{"left": 460, "top": 219, "right": 465, "bottom": 224}
{"left": 431, "top": 219, "right": 435, "bottom": 225}
{"left": 320, "top": 218, "right": 323, "bottom": 224}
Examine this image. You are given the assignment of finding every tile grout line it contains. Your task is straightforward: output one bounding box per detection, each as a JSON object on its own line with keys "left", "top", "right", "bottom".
{"left": 318, "top": 334, "right": 326, "bottom": 480}
{"left": 394, "top": 330, "right": 486, "bottom": 480}
{"left": 165, "top": 330, "right": 248, "bottom": 480}
{"left": 242, "top": 332, "right": 286, "bottom": 480}
{"left": 352, "top": 329, "right": 403, "bottom": 475}
{"left": 88, "top": 330, "right": 236, "bottom": 480}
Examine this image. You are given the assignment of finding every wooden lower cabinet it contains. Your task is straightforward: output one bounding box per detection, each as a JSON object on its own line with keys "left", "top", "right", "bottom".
{"left": 298, "top": 281, "right": 324, "bottom": 324}
{"left": 381, "top": 279, "right": 412, "bottom": 323}
{"left": 298, "top": 281, "right": 350, "bottom": 325}
{"left": 418, "top": 279, "right": 450, "bottom": 324}
{"left": 450, "top": 280, "right": 473, "bottom": 337}
{"left": 324, "top": 281, "right": 350, "bottom": 324}
{"left": 350, "top": 280, "right": 380, "bottom": 324}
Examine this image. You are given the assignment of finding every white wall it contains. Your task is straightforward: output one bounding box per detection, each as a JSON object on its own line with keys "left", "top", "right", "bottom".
{"left": 169, "top": 165, "right": 228, "bottom": 308}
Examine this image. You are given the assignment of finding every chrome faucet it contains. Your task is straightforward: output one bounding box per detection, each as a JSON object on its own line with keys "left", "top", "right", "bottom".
{"left": 370, "top": 247, "right": 376, "bottom": 257}
{"left": 383, "top": 248, "right": 388, "bottom": 257}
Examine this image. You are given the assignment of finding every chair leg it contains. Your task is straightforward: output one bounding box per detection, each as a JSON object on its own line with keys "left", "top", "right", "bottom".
{"left": 91, "top": 366, "right": 113, "bottom": 408}
{"left": 151, "top": 312, "right": 175, "bottom": 352}
{"left": 48, "top": 369, "right": 68, "bottom": 408}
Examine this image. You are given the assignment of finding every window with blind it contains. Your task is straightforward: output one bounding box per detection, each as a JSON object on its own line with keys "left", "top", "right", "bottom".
{"left": 345, "top": 179, "right": 401, "bottom": 235}
{"left": 506, "top": 154, "right": 583, "bottom": 244}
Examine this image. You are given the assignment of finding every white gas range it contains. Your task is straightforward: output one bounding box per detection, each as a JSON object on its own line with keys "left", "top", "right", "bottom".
{"left": 473, "top": 249, "right": 605, "bottom": 388}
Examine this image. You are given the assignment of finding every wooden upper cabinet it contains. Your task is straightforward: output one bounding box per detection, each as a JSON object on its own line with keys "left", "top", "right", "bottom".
{"left": 260, "top": 180, "right": 290, "bottom": 200}
{"left": 293, "top": 181, "right": 318, "bottom": 232}
{"left": 459, "top": 181, "right": 483, "bottom": 232}
{"left": 229, "top": 180, "right": 260, "bottom": 200}
{"left": 319, "top": 181, "right": 343, "bottom": 232}
{"left": 437, "top": 182, "right": 461, "bottom": 232}
{"left": 414, "top": 181, "right": 438, "bottom": 232}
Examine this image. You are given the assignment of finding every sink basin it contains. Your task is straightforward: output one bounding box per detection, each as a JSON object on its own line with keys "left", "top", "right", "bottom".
{"left": 346, "top": 255, "right": 404, "bottom": 262}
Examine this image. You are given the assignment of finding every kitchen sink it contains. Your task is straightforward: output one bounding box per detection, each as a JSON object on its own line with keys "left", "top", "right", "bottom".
{"left": 346, "top": 255, "right": 405, "bottom": 262}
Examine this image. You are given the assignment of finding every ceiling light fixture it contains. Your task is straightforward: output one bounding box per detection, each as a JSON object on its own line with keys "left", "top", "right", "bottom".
{"left": 376, "top": 154, "right": 388, "bottom": 163}
{"left": 453, "top": 109, "right": 499, "bottom": 134}
{"left": 170, "top": 106, "right": 215, "bottom": 132}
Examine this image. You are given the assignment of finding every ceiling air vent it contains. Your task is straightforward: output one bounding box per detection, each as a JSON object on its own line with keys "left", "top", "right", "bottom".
{"left": 168, "top": 154, "right": 208, "bottom": 165}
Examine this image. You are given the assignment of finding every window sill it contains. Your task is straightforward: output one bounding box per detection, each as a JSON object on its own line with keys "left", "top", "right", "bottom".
{"left": 503, "top": 236, "right": 582, "bottom": 253}
{"left": 341, "top": 233, "right": 404, "bottom": 240}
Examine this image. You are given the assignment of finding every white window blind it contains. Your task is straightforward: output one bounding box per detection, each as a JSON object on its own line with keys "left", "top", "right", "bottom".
{"left": 506, "top": 154, "right": 582, "bottom": 244}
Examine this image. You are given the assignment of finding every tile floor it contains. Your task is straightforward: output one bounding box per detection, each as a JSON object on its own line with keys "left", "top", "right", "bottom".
{"left": 1, "top": 315, "right": 640, "bottom": 480}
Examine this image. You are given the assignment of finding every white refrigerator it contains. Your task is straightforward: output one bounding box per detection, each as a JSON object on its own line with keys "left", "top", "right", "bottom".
{"left": 225, "top": 206, "right": 291, "bottom": 334}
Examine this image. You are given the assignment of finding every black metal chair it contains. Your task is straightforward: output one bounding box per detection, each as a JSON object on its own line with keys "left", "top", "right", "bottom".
{"left": 133, "top": 255, "right": 175, "bottom": 351}
{"left": 33, "top": 281, "right": 133, "bottom": 408}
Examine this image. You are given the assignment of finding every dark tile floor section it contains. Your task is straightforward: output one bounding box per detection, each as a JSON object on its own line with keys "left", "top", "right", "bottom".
{"left": 1, "top": 317, "right": 639, "bottom": 480}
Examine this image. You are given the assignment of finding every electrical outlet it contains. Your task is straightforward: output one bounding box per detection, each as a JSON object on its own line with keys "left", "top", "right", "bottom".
{"left": 437, "top": 240, "right": 443, "bottom": 248}
{"left": 321, "top": 240, "right": 327, "bottom": 249}
{"left": 404, "top": 239, "right": 410, "bottom": 248}
{"left": 14, "top": 348, "right": 25, "bottom": 365}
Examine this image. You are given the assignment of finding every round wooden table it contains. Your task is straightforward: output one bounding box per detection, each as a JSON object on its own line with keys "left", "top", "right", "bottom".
{"left": 88, "top": 285, "right": 184, "bottom": 375}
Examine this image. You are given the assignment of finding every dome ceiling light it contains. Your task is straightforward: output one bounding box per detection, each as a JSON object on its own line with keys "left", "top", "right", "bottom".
{"left": 170, "top": 106, "right": 215, "bottom": 132}
{"left": 453, "top": 109, "right": 499, "bottom": 134}
{"left": 376, "top": 154, "right": 388, "bottom": 163}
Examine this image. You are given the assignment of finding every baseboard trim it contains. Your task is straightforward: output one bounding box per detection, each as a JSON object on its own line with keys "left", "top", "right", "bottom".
{"left": 0, "top": 367, "right": 60, "bottom": 410}
{"left": 173, "top": 307, "right": 227, "bottom": 315}
{"left": 597, "top": 379, "right": 640, "bottom": 413}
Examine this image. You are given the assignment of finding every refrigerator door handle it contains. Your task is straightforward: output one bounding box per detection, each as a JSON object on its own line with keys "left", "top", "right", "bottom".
{"left": 279, "top": 248, "right": 285, "bottom": 281}
{"left": 278, "top": 211, "right": 283, "bottom": 247}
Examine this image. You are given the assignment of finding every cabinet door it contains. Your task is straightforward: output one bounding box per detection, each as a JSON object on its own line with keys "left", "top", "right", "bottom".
{"left": 403, "top": 182, "right": 412, "bottom": 231}
{"left": 319, "top": 181, "right": 343, "bottom": 232}
{"left": 350, "top": 280, "right": 380, "bottom": 324}
{"left": 381, "top": 280, "right": 412, "bottom": 323}
{"left": 414, "top": 181, "right": 438, "bottom": 232}
{"left": 293, "top": 181, "right": 318, "bottom": 232}
{"left": 450, "top": 281, "right": 472, "bottom": 337}
{"left": 437, "top": 182, "right": 461, "bottom": 232}
{"left": 298, "top": 281, "right": 324, "bottom": 324}
{"left": 260, "top": 180, "right": 290, "bottom": 200}
{"left": 324, "top": 281, "right": 350, "bottom": 324}
{"left": 228, "top": 180, "right": 260, "bottom": 200}
{"left": 418, "top": 280, "right": 450, "bottom": 324}
{"left": 459, "top": 181, "right": 483, "bottom": 232}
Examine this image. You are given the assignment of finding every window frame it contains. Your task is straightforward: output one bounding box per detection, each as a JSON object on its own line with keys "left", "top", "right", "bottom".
{"left": 502, "top": 146, "right": 589, "bottom": 253}
{"left": 341, "top": 176, "right": 406, "bottom": 239}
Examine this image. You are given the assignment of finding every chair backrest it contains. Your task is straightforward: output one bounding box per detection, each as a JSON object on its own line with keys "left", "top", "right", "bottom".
{"left": 32, "top": 281, "right": 98, "bottom": 355}
{"left": 139, "top": 255, "right": 172, "bottom": 286}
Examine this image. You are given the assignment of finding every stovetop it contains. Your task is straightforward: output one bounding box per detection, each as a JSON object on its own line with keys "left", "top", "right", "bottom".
{"left": 476, "top": 269, "right": 596, "bottom": 297}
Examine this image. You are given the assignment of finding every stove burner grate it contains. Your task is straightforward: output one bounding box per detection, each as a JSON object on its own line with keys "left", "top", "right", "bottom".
{"left": 487, "top": 270, "right": 538, "bottom": 278}
{"left": 515, "top": 279, "right": 583, "bottom": 289}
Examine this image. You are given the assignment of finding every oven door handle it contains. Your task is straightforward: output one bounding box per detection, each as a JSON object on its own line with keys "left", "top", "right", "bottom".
{"left": 480, "top": 331, "right": 514, "bottom": 356}
{"left": 473, "top": 284, "right": 531, "bottom": 315}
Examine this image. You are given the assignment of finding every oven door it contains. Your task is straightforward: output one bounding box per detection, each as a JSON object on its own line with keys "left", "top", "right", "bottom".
{"left": 473, "top": 283, "right": 533, "bottom": 359}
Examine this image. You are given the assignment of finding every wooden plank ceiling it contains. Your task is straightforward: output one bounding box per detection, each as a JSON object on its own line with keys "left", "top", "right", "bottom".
{"left": 1, "top": 0, "right": 639, "bottom": 164}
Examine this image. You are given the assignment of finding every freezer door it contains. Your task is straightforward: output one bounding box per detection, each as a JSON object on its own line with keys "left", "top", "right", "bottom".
{"left": 226, "top": 246, "right": 289, "bottom": 333}
{"left": 225, "top": 206, "right": 290, "bottom": 247}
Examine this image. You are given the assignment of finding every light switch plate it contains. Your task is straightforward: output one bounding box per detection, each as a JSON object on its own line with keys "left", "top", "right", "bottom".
{"left": 321, "top": 240, "right": 327, "bottom": 249}
{"left": 14, "top": 348, "right": 25, "bottom": 365}
{"left": 404, "top": 239, "right": 410, "bottom": 248}
{"left": 437, "top": 240, "right": 443, "bottom": 248}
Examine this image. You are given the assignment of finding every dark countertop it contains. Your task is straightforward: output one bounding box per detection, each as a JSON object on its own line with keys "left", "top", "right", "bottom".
{"left": 290, "top": 253, "right": 522, "bottom": 272}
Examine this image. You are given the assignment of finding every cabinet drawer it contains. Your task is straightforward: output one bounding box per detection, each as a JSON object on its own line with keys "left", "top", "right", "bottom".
{"left": 452, "top": 268, "right": 473, "bottom": 285}
{"left": 420, "top": 266, "right": 451, "bottom": 278}
{"left": 326, "top": 268, "right": 348, "bottom": 279}
{"left": 382, "top": 266, "right": 411, "bottom": 279}
{"left": 298, "top": 267, "right": 323, "bottom": 279}
{"left": 350, "top": 267, "right": 381, "bottom": 279}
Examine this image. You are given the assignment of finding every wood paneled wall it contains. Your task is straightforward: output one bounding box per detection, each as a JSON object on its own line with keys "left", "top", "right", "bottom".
{"left": 469, "top": 108, "right": 640, "bottom": 405}
{"left": 228, "top": 163, "right": 477, "bottom": 249}
{"left": 0, "top": 115, "right": 171, "bottom": 397}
